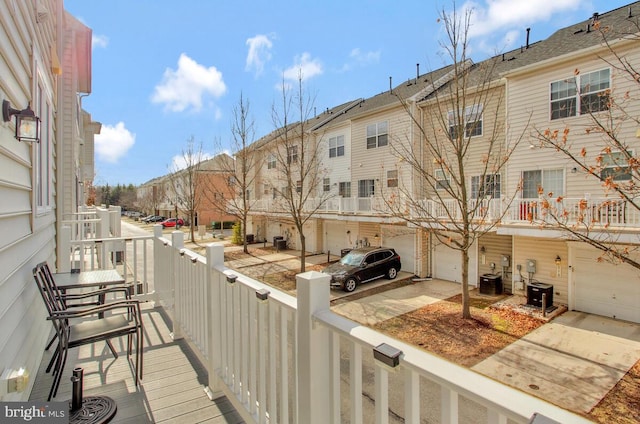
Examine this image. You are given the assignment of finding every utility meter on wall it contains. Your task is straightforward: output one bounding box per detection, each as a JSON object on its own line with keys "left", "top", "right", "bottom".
{"left": 526, "top": 259, "right": 537, "bottom": 274}
{"left": 501, "top": 255, "right": 510, "bottom": 267}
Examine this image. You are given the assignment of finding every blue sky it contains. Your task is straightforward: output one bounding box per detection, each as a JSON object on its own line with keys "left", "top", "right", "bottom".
{"left": 64, "top": 0, "right": 632, "bottom": 186}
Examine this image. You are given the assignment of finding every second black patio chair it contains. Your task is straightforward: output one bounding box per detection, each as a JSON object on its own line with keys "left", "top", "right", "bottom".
{"left": 33, "top": 262, "right": 144, "bottom": 401}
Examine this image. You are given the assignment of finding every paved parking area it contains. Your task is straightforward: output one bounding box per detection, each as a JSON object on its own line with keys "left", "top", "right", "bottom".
{"left": 473, "top": 311, "right": 640, "bottom": 413}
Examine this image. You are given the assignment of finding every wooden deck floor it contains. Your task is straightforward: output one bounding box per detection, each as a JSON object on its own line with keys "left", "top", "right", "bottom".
{"left": 30, "top": 304, "right": 244, "bottom": 423}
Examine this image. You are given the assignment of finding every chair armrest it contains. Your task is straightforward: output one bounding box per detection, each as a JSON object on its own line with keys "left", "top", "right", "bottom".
{"left": 62, "top": 286, "right": 131, "bottom": 300}
{"left": 47, "top": 300, "right": 141, "bottom": 320}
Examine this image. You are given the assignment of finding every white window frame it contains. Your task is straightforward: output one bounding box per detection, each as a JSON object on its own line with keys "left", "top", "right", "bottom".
{"left": 35, "top": 61, "right": 53, "bottom": 215}
{"left": 434, "top": 169, "right": 450, "bottom": 190}
{"left": 550, "top": 68, "right": 610, "bottom": 120}
{"left": 329, "top": 135, "right": 345, "bottom": 158}
{"left": 366, "top": 121, "right": 388, "bottom": 149}
{"left": 386, "top": 170, "right": 398, "bottom": 188}
{"left": 323, "top": 177, "right": 330, "bottom": 192}
{"left": 358, "top": 179, "right": 375, "bottom": 197}
{"left": 339, "top": 181, "right": 351, "bottom": 197}
{"left": 448, "top": 104, "right": 483, "bottom": 139}
{"left": 601, "top": 150, "right": 632, "bottom": 181}
{"left": 287, "top": 146, "right": 298, "bottom": 164}
{"left": 522, "top": 169, "right": 564, "bottom": 198}
{"left": 267, "top": 154, "right": 276, "bottom": 169}
{"left": 471, "top": 174, "right": 501, "bottom": 199}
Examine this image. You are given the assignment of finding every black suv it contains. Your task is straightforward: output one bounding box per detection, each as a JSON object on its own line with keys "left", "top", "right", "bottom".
{"left": 323, "top": 247, "right": 401, "bottom": 292}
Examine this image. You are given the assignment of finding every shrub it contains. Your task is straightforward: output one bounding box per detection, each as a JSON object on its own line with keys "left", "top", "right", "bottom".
{"left": 231, "top": 222, "right": 243, "bottom": 245}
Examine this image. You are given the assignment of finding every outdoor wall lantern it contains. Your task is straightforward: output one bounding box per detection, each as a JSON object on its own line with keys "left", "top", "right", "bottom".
{"left": 555, "top": 255, "right": 561, "bottom": 265}
{"left": 2, "top": 100, "right": 40, "bottom": 143}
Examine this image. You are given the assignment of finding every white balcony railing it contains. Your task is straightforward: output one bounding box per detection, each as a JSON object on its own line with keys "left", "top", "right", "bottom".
{"left": 508, "top": 197, "right": 640, "bottom": 227}
{"left": 60, "top": 227, "right": 155, "bottom": 298}
{"left": 150, "top": 226, "right": 589, "bottom": 424}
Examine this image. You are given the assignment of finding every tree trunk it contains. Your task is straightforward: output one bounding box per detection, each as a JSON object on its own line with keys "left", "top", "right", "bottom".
{"left": 300, "top": 233, "right": 306, "bottom": 273}
{"left": 461, "top": 246, "right": 471, "bottom": 319}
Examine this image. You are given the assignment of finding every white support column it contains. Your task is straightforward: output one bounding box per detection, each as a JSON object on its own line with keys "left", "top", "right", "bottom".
{"left": 205, "top": 243, "right": 224, "bottom": 400}
{"left": 296, "top": 271, "right": 330, "bottom": 424}
{"left": 57, "top": 225, "right": 71, "bottom": 272}
{"left": 171, "top": 230, "right": 184, "bottom": 341}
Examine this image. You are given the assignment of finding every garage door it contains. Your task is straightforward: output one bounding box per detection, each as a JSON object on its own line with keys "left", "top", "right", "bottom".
{"left": 433, "top": 240, "right": 478, "bottom": 285}
{"left": 384, "top": 232, "right": 415, "bottom": 274}
{"left": 571, "top": 246, "right": 640, "bottom": 323}
{"left": 434, "top": 241, "right": 461, "bottom": 283}
{"left": 325, "top": 222, "right": 346, "bottom": 256}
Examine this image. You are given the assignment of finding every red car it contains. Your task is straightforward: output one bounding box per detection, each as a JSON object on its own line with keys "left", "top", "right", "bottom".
{"left": 161, "top": 218, "right": 184, "bottom": 228}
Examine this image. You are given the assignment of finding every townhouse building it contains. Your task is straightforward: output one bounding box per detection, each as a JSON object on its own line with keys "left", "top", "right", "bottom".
{"left": 242, "top": 2, "right": 640, "bottom": 324}
{"left": 139, "top": 153, "right": 236, "bottom": 226}
{"left": 500, "top": 4, "right": 640, "bottom": 323}
{"left": 0, "top": 0, "right": 97, "bottom": 399}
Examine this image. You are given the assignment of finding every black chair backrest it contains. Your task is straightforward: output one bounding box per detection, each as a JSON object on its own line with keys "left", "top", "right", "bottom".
{"left": 33, "top": 262, "right": 66, "bottom": 314}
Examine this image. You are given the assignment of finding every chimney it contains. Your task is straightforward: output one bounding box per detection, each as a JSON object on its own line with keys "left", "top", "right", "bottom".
{"left": 526, "top": 27, "right": 530, "bottom": 49}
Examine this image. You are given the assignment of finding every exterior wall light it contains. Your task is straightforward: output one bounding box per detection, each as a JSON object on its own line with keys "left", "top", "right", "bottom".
{"left": 555, "top": 255, "right": 561, "bottom": 265}
{"left": 2, "top": 100, "right": 40, "bottom": 143}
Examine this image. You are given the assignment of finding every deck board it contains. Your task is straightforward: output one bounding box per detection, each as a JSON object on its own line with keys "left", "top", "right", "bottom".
{"left": 29, "top": 304, "right": 244, "bottom": 423}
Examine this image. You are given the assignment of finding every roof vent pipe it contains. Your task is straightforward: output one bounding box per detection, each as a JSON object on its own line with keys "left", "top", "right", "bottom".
{"left": 416, "top": 63, "right": 420, "bottom": 81}
{"left": 389, "top": 76, "right": 392, "bottom": 93}
{"left": 629, "top": 7, "right": 632, "bottom": 18}
{"left": 526, "top": 27, "right": 530, "bottom": 49}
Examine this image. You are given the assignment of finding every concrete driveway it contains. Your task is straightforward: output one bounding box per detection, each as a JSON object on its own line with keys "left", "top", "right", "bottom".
{"left": 472, "top": 311, "right": 640, "bottom": 413}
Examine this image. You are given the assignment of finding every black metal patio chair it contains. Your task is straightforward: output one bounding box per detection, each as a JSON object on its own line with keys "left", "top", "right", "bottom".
{"left": 33, "top": 262, "right": 143, "bottom": 401}
{"left": 35, "top": 263, "right": 132, "bottom": 356}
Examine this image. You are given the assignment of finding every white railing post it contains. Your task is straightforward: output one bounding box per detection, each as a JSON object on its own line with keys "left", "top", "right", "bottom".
{"left": 109, "top": 206, "right": 122, "bottom": 237}
{"left": 57, "top": 225, "right": 72, "bottom": 272}
{"left": 296, "top": 271, "right": 330, "bottom": 424}
{"left": 97, "top": 209, "right": 110, "bottom": 238}
{"left": 153, "top": 225, "right": 164, "bottom": 304}
{"left": 205, "top": 243, "right": 225, "bottom": 400}
{"left": 171, "top": 230, "right": 185, "bottom": 341}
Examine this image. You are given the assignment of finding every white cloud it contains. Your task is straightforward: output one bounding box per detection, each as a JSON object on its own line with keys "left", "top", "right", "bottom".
{"left": 283, "top": 52, "right": 323, "bottom": 82}
{"left": 92, "top": 34, "right": 108, "bottom": 49}
{"left": 152, "top": 53, "right": 227, "bottom": 113}
{"left": 170, "top": 152, "right": 214, "bottom": 171}
{"left": 341, "top": 48, "right": 381, "bottom": 72}
{"left": 246, "top": 34, "right": 274, "bottom": 76}
{"left": 95, "top": 122, "right": 135, "bottom": 163}
{"left": 457, "top": 0, "right": 582, "bottom": 52}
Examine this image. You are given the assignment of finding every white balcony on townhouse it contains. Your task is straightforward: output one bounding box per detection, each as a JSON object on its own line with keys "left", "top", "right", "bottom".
{"left": 237, "top": 195, "right": 402, "bottom": 217}
{"left": 26, "top": 217, "right": 591, "bottom": 423}
{"left": 507, "top": 197, "right": 639, "bottom": 229}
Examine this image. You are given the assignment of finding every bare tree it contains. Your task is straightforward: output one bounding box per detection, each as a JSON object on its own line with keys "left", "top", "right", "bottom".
{"left": 533, "top": 14, "right": 640, "bottom": 269}
{"left": 207, "top": 93, "right": 260, "bottom": 253}
{"left": 385, "top": 5, "right": 527, "bottom": 318}
{"left": 269, "top": 72, "right": 331, "bottom": 272}
{"left": 169, "top": 137, "right": 206, "bottom": 243}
